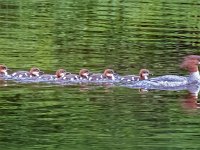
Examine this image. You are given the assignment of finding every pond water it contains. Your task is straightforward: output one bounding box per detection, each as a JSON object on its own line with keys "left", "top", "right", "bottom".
{"left": 0, "top": 0, "right": 200, "bottom": 149}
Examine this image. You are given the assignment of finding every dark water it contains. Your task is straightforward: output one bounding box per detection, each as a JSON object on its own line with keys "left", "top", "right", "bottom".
{"left": 0, "top": 0, "right": 200, "bottom": 149}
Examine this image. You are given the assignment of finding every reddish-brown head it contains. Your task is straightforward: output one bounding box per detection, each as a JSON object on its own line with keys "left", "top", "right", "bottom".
{"left": 184, "top": 55, "right": 200, "bottom": 61}
{"left": 0, "top": 65, "right": 8, "bottom": 75}
{"left": 180, "top": 59, "right": 200, "bottom": 72}
{"left": 79, "top": 69, "right": 90, "bottom": 79}
{"left": 139, "top": 69, "right": 150, "bottom": 80}
{"left": 103, "top": 69, "right": 115, "bottom": 80}
{"left": 56, "top": 69, "right": 68, "bottom": 78}
{"left": 30, "top": 67, "right": 42, "bottom": 76}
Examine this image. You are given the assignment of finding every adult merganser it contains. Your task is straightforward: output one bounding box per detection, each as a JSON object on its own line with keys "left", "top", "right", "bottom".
{"left": 180, "top": 58, "right": 200, "bottom": 83}
{"left": 184, "top": 55, "right": 200, "bottom": 61}
{"left": 0, "top": 65, "right": 9, "bottom": 77}
{"left": 88, "top": 69, "right": 116, "bottom": 81}
{"left": 120, "top": 69, "right": 150, "bottom": 82}
{"left": 11, "top": 67, "right": 43, "bottom": 79}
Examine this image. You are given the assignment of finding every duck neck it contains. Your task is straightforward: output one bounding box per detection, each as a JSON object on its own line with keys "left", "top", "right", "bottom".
{"left": 188, "top": 71, "right": 200, "bottom": 83}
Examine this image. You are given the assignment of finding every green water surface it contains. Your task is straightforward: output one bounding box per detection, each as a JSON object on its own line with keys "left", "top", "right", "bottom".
{"left": 0, "top": 0, "right": 200, "bottom": 149}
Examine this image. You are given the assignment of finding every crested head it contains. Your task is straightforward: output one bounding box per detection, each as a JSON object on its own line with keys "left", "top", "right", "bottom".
{"left": 180, "top": 59, "right": 200, "bottom": 73}
{"left": 56, "top": 69, "right": 67, "bottom": 78}
{"left": 79, "top": 69, "right": 90, "bottom": 79}
{"left": 139, "top": 69, "right": 150, "bottom": 80}
{"left": 103, "top": 69, "right": 115, "bottom": 80}
{"left": 30, "top": 67, "right": 42, "bottom": 76}
{"left": 184, "top": 55, "right": 200, "bottom": 61}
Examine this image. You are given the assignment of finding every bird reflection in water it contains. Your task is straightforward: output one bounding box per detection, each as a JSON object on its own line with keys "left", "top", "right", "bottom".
{"left": 182, "top": 84, "right": 200, "bottom": 110}
{"left": 0, "top": 78, "right": 8, "bottom": 86}
{"left": 79, "top": 82, "right": 115, "bottom": 93}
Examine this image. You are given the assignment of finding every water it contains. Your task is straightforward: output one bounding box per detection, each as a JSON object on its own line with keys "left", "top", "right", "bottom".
{"left": 0, "top": 0, "right": 200, "bottom": 149}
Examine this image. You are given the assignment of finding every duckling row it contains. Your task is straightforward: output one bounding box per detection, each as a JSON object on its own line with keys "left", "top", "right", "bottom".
{"left": 0, "top": 65, "right": 150, "bottom": 83}
{"left": 1, "top": 55, "right": 200, "bottom": 85}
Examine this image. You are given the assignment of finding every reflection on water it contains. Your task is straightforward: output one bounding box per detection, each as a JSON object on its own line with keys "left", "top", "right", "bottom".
{"left": 1, "top": 81, "right": 200, "bottom": 149}
{"left": 1, "top": 0, "right": 200, "bottom": 150}
{"left": 181, "top": 84, "right": 200, "bottom": 110}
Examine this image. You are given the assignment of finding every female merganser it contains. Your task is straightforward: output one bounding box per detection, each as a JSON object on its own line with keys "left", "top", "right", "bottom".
{"left": 120, "top": 69, "right": 150, "bottom": 82}
{"left": 0, "top": 65, "right": 9, "bottom": 77}
{"left": 180, "top": 58, "right": 200, "bottom": 83}
{"left": 11, "top": 67, "right": 43, "bottom": 79}
{"left": 184, "top": 55, "right": 200, "bottom": 61}
{"left": 78, "top": 69, "right": 91, "bottom": 80}
{"left": 88, "top": 69, "right": 116, "bottom": 81}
